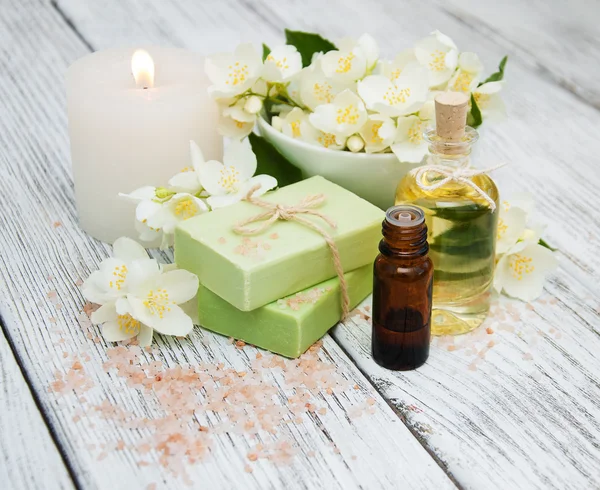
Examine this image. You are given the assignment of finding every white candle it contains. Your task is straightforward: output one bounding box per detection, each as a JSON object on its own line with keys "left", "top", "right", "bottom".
{"left": 66, "top": 47, "right": 222, "bottom": 244}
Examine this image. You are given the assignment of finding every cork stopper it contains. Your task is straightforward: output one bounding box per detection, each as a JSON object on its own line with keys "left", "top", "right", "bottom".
{"left": 435, "top": 92, "right": 469, "bottom": 141}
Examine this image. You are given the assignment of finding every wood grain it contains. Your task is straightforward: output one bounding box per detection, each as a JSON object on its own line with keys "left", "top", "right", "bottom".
{"left": 0, "top": 1, "right": 455, "bottom": 489}
{"left": 51, "top": 0, "right": 600, "bottom": 488}
{"left": 0, "top": 330, "right": 74, "bottom": 490}
{"left": 431, "top": 0, "right": 600, "bottom": 109}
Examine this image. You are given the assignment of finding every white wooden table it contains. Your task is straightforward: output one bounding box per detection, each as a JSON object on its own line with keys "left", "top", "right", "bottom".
{"left": 1, "top": 0, "right": 600, "bottom": 489}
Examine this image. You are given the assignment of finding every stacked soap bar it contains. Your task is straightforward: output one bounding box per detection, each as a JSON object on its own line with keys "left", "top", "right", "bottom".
{"left": 175, "top": 176, "right": 383, "bottom": 357}
{"left": 197, "top": 265, "right": 371, "bottom": 358}
{"left": 176, "top": 176, "right": 383, "bottom": 311}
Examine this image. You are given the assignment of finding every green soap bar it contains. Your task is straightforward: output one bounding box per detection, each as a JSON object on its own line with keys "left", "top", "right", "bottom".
{"left": 176, "top": 176, "right": 383, "bottom": 311}
{"left": 198, "top": 265, "right": 372, "bottom": 358}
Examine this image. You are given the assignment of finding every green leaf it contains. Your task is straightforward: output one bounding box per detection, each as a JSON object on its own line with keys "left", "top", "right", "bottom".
{"left": 467, "top": 93, "right": 483, "bottom": 128}
{"left": 481, "top": 55, "right": 508, "bottom": 85}
{"left": 248, "top": 133, "right": 303, "bottom": 187}
{"left": 433, "top": 203, "right": 490, "bottom": 222}
{"left": 538, "top": 238, "right": 557, "bottom": 252}
{"left": 284, "top": 29, "right": 337, "bottom": 67}
{"left": 262, "top": 43, "right": 271, "bottom": 62}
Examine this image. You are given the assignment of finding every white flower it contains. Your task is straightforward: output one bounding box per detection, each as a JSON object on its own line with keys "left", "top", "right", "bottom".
{"left": 391, "top": 115, "right": 429, "bottom": 163}
{"left": 494, "top": 233, "right": 558, "bottom": 302}
{"left": 166, "top": 141, "right": 207, "bottom": 195}
{"left": 496, "top": 205, "right": 527, "bottom": 254}
{"left": 82, "top": 237, "right": 151, "bottom": 305}
{"left": 359, "top": 114, "right": 396, "bottom": 153}
{"left": 357, "top": 63, "right": 429, "bottom": 117}
{"left": 142, "top": 193, "right": 209, "bottom": 235}
{"left": 338, "top": 33, "right": 380, "bottom": 70}
{"left": 91, "top": 261, "right": 199, "bottom": 346}
{"left": 448, "top": 52, "right": 483, "bottom": 93}
{"left": 280, "top": 107, "right": 318, "bottom": 142}
{"left": 309, "top": 89, "right": 368, "bottom": 139}
{"left": 473, "top": 81, "right": 506, "bottom": 121}
{"left": 217, "top": 112, "right": 256, "bottom": 139}
{"left": 262, "top": 45, "right": 302, "bottom": 82}
{"left": 374, "top": 49, "right": 417, "bottom": 81}
{"left": 320, "top": 49, "right": 367, "bottom": 84}
{"left": 197, "top": 138, "right": 278, "bottom": 209}
{"left": 205, "top": 44, "right": 263, "bottom": 97}
{"left": 414, "top": 30, "right": 459, "bottom": 87}
{"left": 299, "top": 65, "right": 346, "bottom": 111}
{"left": 501, "top": 192, "right": 534, "bottom": 215}
{"left": 302, "top": 125, "right": 346, "bottom": 151}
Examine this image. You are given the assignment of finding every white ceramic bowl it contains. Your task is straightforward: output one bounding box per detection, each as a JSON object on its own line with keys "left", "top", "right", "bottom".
{"left": 257, "top": 117, "right": 421, "bottom": 210}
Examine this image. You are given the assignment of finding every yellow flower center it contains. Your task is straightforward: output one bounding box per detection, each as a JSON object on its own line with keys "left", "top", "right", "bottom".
{"left": 429, "top": 50, "right": 447, "bottom": 72}
{"left": 225, "top": 61, "right": 249, "bottom": 86}
{"left": 290, "top": 121, "right": 302, "bottom": 138}
{"left": 336, "top": 53, "right": 355, "bottom": 74}
{"left": 109, "top": 265, "right": 128, "bottom": 290}
{"left": 317, "top": 132, "right": 337, "bottom": 148}
{"left": 450, "top": 70, "right": 474, "bottom": 93}
{"left": 502, "top": 200, "right": 511, "bottom": 211}
{"left": 174, "top": 197, "right": 198, "bottom": 220}
{"left": 474, "top": 92, "right": 490, "bottom": 107}
{"left": 180, "top": 166, "right": 192, "bottom": 173}
{"left": 509, "top": 254, "right": 535, "bottom": 281}
{"left": 143, "top": 289, "right": 173, "bottom": 319}
{"left": 407, "top": 119, "right": 424, "bottom": 144}
{"left": 266, "top": 55, "right": 289, "bottom": 70}
{"left": 336, "top": 104, "right": 360, "bottom": 125}
{"left": 383, "top": 85, "right": 411, "bottom": 106}
{"left": 313, "top": 82, "right": 333, "bottom": 103}
{"left": 370, "top": 121, "right": 384, "bottom": 144}
{"left": 497, "top": 218, "right": 508, "bottom": 239}
{"left": 219, "top": 166, "right": 240, "bottom": 192}
{"left": 390, "top": 68, "right": 402, "bottom": 81}
{"left": 117, "top": 314, "right": 140, "bottom": 335}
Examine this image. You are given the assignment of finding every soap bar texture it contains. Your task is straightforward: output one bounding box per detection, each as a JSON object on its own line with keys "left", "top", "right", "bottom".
{"left": 198, "top": 265, "right": 372, "bottom": 358}
{"left": 175, "top": 176, "right": 383, "bottom": 311}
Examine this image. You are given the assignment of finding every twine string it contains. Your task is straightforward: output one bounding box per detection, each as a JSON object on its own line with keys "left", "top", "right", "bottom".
{"left": 233, "top": 185, "right": 350, "bottom": 320}
{"left": 411, "top": 161, "right": 507, "bottom": 211}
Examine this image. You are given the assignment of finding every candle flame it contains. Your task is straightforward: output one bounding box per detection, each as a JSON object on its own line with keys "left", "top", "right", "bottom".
{"left": 131, "top": 49, "right": 154, "bottom": 89}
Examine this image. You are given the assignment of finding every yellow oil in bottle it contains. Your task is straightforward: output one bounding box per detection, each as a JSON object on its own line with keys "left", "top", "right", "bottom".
{"left": 395, "top": 167, "right": 498, "bottom": 335}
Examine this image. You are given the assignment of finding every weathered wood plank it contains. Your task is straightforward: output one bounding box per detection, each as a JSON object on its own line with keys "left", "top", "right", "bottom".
{"left": 0, "top": 1, "right": 455, "bottom": 488}
{"left": 431, "top": 0, "right": 600, "bottom": 109}
{"left": 0, "top": 326, "right": 74, "bottom": 490}
{"left": 51, "top": 0, "right": 600, "bottom": 488}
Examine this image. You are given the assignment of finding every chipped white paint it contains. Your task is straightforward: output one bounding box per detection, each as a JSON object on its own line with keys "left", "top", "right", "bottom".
{"left": 0, "top": 332, "right": 74, "bottom": 490}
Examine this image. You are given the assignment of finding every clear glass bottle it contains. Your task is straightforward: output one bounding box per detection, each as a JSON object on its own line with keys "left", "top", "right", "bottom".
{"left": 395, "top": 93, "right": 498, "bottom": 336}
{"left": 372, "top": 205, "right": 433, "bottom": 370}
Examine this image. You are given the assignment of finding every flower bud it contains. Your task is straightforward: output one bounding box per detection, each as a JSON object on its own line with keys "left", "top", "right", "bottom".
{"left": 347, "top": 135, "right": 365, "bottom": 153}
{"left": 155, "top": 187, "right": 175, "bottom": 200}
{"left": 271, "top": 116, "right": 284, "bottom": 132}
{"left": 244, "top": 95, "right": 263, "bottom": 115}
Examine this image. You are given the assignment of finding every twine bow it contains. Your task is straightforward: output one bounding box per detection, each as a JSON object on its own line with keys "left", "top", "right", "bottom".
{"left": 233, "top": 185, "right": 350, "bottom": 320}
{"left": 411, "top": 161, "right": 507, "bottom": 211}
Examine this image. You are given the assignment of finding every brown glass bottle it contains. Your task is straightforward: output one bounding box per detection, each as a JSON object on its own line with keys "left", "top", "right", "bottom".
{"left": 372, "top": 205, "right": 433, "bottom": 371}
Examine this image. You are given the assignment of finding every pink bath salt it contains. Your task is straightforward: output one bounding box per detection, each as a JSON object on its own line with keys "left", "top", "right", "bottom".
{"left": 269, "top": 233, "right": 279, "bottom": 239}
{"left": 522, "top": 352, "right": 534, "bottom": 361}
{"left": 146, "top": 484, "right": 157, "bottom": 490}
{"left": 218, "top": 237, "right": 227, "bottom": 244}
